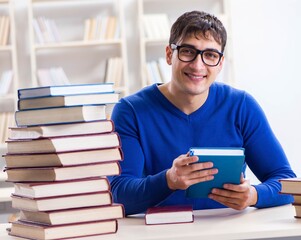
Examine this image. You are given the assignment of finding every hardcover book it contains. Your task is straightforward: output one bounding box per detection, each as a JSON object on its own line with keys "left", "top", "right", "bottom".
{"left": 6, "top": 132, "right": 121, "bottom": 154}
{"left": 19, "top": 204, "right": 124, "bottom": 225}
{"left": 186, "top": 147, "right": 245, "bottom": 198}
{"left": 5, "top": 161, "right": 121, "bottom": 182}
{"left": 279, "top": 178, "right": 301, "bottom": 195}
{"left": 145, "top": 205, "right": 193, "bottom": 225}
{"left": 4, "top": 147, "right": 123, "bottom": 168}
{"left": 18, "top": 92, "right": 119, "bottom": 110}
{"left": 15, "top": 104, "right": 107, "bottom": 127}
{"left": 8, "top": 120, "right": 114, "bottom": 139}
{"left": 9, "top": 219, "right": 118, "bottom": 240}
{"left": 293, "top": 203, "right": 301, "bottom": 218}
{"left": 18, "top": 83, "right": 115, "bottom": 99}
{"left": 13, "top": 177, "right": 110, "bottom": 198}
{"left": 11, "top": 191, "right": 113, "bottom": 211}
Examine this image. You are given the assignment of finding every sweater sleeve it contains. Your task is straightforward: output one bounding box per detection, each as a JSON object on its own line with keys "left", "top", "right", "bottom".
{"left": 109, "top": 99, "right": 174, "bottom": 215}
{"left": 240, "top": 93, "right": 296, "bottom": 208}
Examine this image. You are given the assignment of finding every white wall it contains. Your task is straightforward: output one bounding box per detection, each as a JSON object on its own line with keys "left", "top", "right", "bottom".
{"left": 230, "top": 0, "right": 301, "bottom": 177}
{"left": 13, "top": 0, "right": 300, "bottom": 177}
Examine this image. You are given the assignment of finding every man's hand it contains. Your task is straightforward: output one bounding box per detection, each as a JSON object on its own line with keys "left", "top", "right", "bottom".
{"left": 166, "top": 154, "right": 218, "bottom": 190}
{"left": 208, "top": 174, "right": 258, "bottom": 210}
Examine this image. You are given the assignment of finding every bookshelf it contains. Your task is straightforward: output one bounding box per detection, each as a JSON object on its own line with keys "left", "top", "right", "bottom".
{"left": 138, "top": 0, "right": 234, "bottom": 88}
{"left": 0, "top": 0, "right": 18, "bottom": 150}
{"left": 28, "top": 0, "right": 129, "bottom": 96}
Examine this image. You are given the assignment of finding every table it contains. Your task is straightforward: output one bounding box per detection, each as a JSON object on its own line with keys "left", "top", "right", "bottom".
{"left": 0, "top": 204, "right": 300, "bottom": 240}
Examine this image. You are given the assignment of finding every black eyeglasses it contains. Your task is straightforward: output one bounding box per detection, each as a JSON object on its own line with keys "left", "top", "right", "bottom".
{"left": 170, "top": 44, "right": 223, "bottom": 67}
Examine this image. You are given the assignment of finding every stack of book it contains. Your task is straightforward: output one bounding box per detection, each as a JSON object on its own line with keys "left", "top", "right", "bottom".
{"left": 279, "top": 178, "right": 301, "bottom": 218}
{"left": 3, "top": 83, "right": 125, "bottom": 240}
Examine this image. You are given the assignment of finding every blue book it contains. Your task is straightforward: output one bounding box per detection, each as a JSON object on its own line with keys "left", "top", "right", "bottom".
{"left": 18, "top": 83, "right": 115, "bottom": 99}
{"left": 186, "top": 147, "right": 245, "bottom": 198}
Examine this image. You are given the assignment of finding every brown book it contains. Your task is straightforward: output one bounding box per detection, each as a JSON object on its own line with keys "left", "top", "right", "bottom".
{"left": 19, "top": 204, "right": 124, "bottom": 225}
{"left": 145, "top": 205, "right": 194, "bottom": 225}
{"left": 11, "top": 191, "right": 112, "bottom": 211}
{"left": 13, "top": 177, "right": 110, "bottom": 198}
{"left": 15, "top": 104, "right": 107, "bottom": 127}
{"left": 6, "top": 132, "right": 121, "bottom": 154}
{"left": 9, "top": 219, "right": 118, "bottom": 240}
{"left": 279, "top": 178, "right": 301, "bottom": 195}
{"left": 4, "top": 147, "right": 123, "bottom": 168}
{"left": 5, "top": 161, "right": 121, "bottom": 182}
{"left": 18, "top": 92, "right": 119, "bottom": 110}
{"left": 293, "top": 194, "right": 301, "bottom": 205}
{"left": 8, "top": 120, "right": 114, "bottom": 139}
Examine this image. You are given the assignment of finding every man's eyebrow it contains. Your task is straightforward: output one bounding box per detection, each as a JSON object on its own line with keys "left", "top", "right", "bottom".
{"left": 180, "top": 44, "right": 221, "bottom": 52}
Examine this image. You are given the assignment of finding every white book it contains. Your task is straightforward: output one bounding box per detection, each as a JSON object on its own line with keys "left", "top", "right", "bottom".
{"left": 32, "top": 18, "right": 44, "bottom": 44}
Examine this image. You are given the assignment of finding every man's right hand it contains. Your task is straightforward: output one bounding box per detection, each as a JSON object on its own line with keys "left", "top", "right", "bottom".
{"left": 166, "top": 154, "right": 218, "bottom": 190}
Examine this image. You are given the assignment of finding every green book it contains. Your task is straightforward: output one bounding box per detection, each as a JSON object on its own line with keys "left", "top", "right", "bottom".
{"left": 186, "top": 147, "right": 245, "bottom": 198}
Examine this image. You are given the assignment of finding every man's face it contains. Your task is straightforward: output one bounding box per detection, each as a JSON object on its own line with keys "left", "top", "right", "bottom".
{"left": 166, "top": 33, "right": 224, "bottom": 97}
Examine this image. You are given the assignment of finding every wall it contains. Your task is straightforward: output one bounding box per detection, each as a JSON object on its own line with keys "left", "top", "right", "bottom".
{"left": 11, "top": 0, "right": 301, "bottom": 178}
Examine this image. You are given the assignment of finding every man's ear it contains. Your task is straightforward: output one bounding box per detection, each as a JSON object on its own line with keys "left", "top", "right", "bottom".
{"left": 166, "top": 45, "right": 173, "bottom": 65}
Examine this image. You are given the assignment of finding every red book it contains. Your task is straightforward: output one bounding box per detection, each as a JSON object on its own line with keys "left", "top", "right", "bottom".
{"left": 9, "top": 219, "right": 118, "bottom": 239}
{"left": 5, "top": 161, "right": 121, "bottom": 182}
{"left": 145, "top": 205, "right": 194, "bottom": 225}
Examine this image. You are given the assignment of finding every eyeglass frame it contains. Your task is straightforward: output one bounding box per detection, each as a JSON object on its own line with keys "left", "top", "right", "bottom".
{"left": 170, "top": 43, "right": 224, "bottom": 67}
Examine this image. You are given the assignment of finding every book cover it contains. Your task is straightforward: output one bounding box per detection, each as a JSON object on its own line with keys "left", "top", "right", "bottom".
{"left": 4, "top": 147, "right": 123, "bottom": 168}
{"left": 14, "top": 104, "right": 107, "bottom": 127}
{"left": 11, "top": 191, "right": 113, "bottom": 211}
{"left": 18, "top": 83, "right": 115, "bottom": 99}
{"left": 13, "top": 177, "right": 110, "bottom": 198}
{"left": 186, "top": 147, "right": 245, "bottom": 198}
{"left": 18, "top": 92, "right": 119, "bottom": 110}
{"left": 19, "top": 204, "right": 125, "bottom": 225}
{"left": 9, "top": 219, "right": 118, "bottom": 240}
{"left": 5, "top": 161, "right": 121, "bottom": 182}
{"left": 6, "top": 132, "right": 121, "bottom": 154}
{"left": 8, "top": 119, "right": 115, "bottom": 139}
{"left": 145, "top": 205, "right": 193, "bottom": 225}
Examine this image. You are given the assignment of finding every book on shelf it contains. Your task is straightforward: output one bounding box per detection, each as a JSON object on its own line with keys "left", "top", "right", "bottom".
{"left": 13, "top": 177, "right": 110, "bottom": 198}
{"left": 0, "top": 111, "right": 15, "bottom": 144}
{"left": 37, "top": 67, "right": 70, "bottom": 87}
{"left": 105, "top": 57, "right": 123, "bottom": 87}
{"left": 0, "top": 70, "right": 13, "bottom": 95}
{"left": 5, "top": 161, "right": 121, "bottom": 182}
{"left": 186, "top": 147, "right": 245, "bottom": 198}
{"left": 6, "top": 132, "right": 121, "bottom": 154}
{"left": 279, "top": 178, "right": 301, "bottom": 195}
{"left": 8, "top": 120, "right": 114, "bottom": 139}
{"left": 19, "top": 204, "right": 124, "bottom": 225}
{"left": 14, "top": 104, "right": 107, "bottom": 127}
{"left": 293, "top": 203, "right": 301, "bottom": 218}
{"left": 18, "top": 83, "right": 115, "bottom": 99}
{"left": 9, "top": 219, "right": 118, "bottom": 240}
{"left": 18, "top": 92, "right": 119, "bottom": 110}
{"left": 4, "top": 147, "right": 123, "bottom": 168}
{"left": 0, "top": 15, "right": 10, "bottom": 46}
{"left": 143, "top": 14, "right": 170, "bottom": 40}
{"left": 11, "top": 191, "right": 113, "bottom": 212}
{"left": 33, "top": 17, "right": 61, "bottom": 44}
{"left": 145, "top": 205, "right": 194, "bottom": 225}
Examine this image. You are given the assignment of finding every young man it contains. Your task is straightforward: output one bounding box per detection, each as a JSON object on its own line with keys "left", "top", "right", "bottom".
{"left": 109, "top": 11, "right": 296, "bottom": 215}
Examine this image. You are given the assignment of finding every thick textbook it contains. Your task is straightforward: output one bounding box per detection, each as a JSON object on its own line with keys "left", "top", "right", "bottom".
{"left": 15, "top": 104, "right": 107, "bottom": 127}
{"left": 279, "top": 178, "right": 301, "bottom": 195}
{"left": 19, "top": 204, "right": 124, "bottom": 225}
{"left": 18, "top": 92, "right": 119, "bottom": 110}
{"left": 145, "top": 205, "right": 193, "bottom": 225}
{"left": 13, "top": 177, "right": 110, "bottom": 198}
{"left": 11, "top": 191, "right": 112, "bottom": 211}
{"left": 18, "top": 83, "right": 115, "bottom": 99}
{"left": 9, "top": 120, "right": 114, "bottom": 139}
{"left": 186, "top": 147, "right": 245, "bottom": 198}
{"left": 4, "top": 147, "right": 123, "bottom": 168}
{"left": 5, "top": 161, "right": 121, "bottom": 182}
{"left": 293, "top": 203, "right": 301, "bottom": 218}
{"left": 6, "top": 132, "right": 121, "bottom": 154}
{"left": 9, "top": 219, "right": 118, "bottom": 240}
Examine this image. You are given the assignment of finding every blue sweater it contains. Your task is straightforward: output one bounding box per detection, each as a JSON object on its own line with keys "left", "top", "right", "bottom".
{"left": 110, "top": 83, "right": 295, "bottom": 215}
